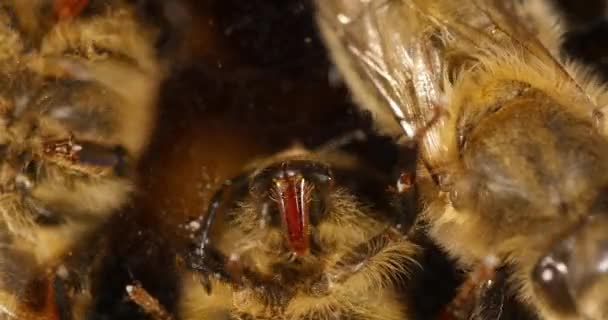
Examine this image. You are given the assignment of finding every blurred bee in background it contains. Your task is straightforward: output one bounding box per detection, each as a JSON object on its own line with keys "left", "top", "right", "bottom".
{"left": 0, "top": 0, "right": 161, "bottom": 318}
{"left": 315, "top": 0, "right": 608, "bottom": 319}
{"left": 181, "top": 142, "right": 422, "bottom": 320}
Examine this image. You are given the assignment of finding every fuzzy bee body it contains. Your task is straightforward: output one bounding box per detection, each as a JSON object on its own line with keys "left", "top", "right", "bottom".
{"left": 0, "top": 1, "right": 161, "bottom": 318}
{"left": 182, "top": 146, "right": 419, "bottom": 320}
{"left": 315, "top": 0, "right": 608, "bottom": 319}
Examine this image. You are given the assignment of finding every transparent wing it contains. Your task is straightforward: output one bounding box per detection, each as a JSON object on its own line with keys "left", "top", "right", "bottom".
{"left": 314, "top": 0, "right": 591, "bottom": 163}
{"left": 315, "top": 0, "right": 446, "bottom": 140}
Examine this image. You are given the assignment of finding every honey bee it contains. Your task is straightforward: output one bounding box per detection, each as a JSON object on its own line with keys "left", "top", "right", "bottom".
{"left": 0, "top": 0, "right": 162, "bottom": 318}
{"left": 315, "top": 0, "right": 608, "bottom": 319}
{"left": 180, "top": 144, "right": 421, "bottom": 320}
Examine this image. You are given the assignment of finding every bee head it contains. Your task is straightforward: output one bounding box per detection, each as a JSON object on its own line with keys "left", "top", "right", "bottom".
{"left": 532, "top": 213, "right": 608, "bottom": 319}
{"left": 250, "top": 160, "right": 334, "bottom": 257}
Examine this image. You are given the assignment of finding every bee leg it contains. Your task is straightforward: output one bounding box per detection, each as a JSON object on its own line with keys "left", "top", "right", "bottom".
{"left": 391, "top": 103, "right": 448, "bottom": 231}
{"left": 309, "top": 228, "right": 416, "bottom": 296}
{"left": 186, "top": 173, "right": 252, "bottom": 293}
{"left": 397, "top": 101, "right": 448, "bottom": 182}
{"left": 468, "top": 268, "right": 508, "bottom": 320}
{"left": 14, "top": 268, "right": 75, "bottom": 320}
{"left": 438, "top": 255, "right": 499, "bottom": 320}
{"left": 472, "top": 267, "right": 540, "bottom": 319}
{"left": 188, "top": 243, "right": 278, "bottom": 298}
{"left": 52, "top": 268, "right": 78, "bottom": 320}
{"left": 187, "top": 244, "right": 238, "bottom": 292}
{"left": 389, "top": 148, "right": 420, "bottom": 233}
{"left": 126, "top": 282, "right": 174, "bottom": 320}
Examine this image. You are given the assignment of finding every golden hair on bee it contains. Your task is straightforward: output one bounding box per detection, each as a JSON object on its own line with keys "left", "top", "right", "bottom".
{"left": 315, "top": 0, "right": 608, "bottom": 319}
{"left": 180, "top": 144, "right": 420, "bottom": 320}
{"left": 0, "top": 0, "right": 162, "bottom": 318}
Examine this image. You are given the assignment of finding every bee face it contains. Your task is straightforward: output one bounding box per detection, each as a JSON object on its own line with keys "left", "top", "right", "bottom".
{"left": 250, "top": 160, "right": 333, "bottom": 257}
{"left": 193, "top": 151, "right": 394, "bottom": 268}
{"left": 183, "top": 147, "right": 419, "bottom": 320}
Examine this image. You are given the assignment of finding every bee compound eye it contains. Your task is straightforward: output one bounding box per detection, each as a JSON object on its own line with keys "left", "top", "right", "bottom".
{"left": 532, "top": 251, "right": 578, "bottom": 316}
{"left": 531, "top": 217, "right": 608, "bottom": 319}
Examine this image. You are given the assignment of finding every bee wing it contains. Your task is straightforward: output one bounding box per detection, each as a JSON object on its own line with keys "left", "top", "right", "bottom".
{"left": 315, "top": 0, "right": 445, "bottom": 140}
{"left": 473, "top": 0, "right": 580, "bottom": 88}
{"left": 315, "top": 0, "right": 594, "bottom": 164}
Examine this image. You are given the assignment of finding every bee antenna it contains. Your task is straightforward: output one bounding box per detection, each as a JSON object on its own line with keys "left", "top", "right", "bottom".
{"left": 126, "top": 267, "right": 136, "bottom": 283}
{"left": 187, "top": 172, "right": 251, "bottom": 291}
{"left": 315, "top": 129, "right": 368, "bottom": 154}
